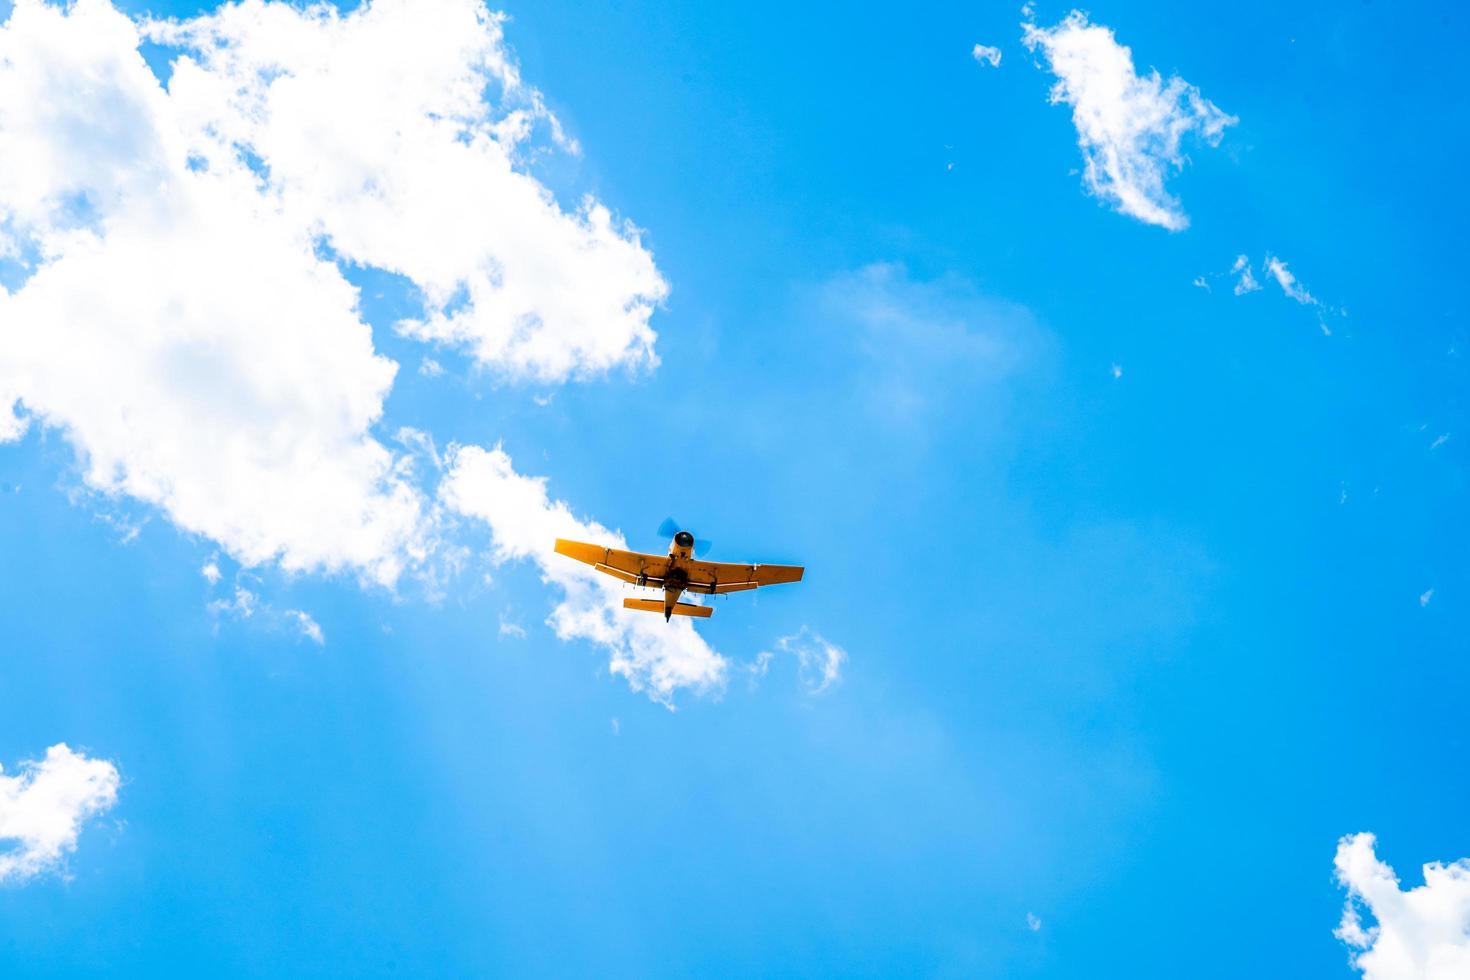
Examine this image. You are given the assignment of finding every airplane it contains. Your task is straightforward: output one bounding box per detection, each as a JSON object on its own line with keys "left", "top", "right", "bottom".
{"left": 553, "top": 519, "right": 803, "bottom": 622}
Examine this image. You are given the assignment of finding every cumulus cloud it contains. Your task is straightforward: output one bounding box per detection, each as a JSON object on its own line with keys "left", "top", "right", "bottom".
{"left": 0, "top": 744, "right": 120, "bottom": 883}
{"left": 972, "top": 43, "right": 1002, "bottom": 68}
{"left": 0, "top": 0, "right": 666, "bottom": 588}
{"left": 146, "top": 0, "right": 667, "bottom": 382}
{"left": 0, "top": 0, "right": 414, "bottom": 584}
{"left": 1022, "top": 11, "right": 1235, "bottom": 230}
{"left": 1335, "top": 832, "right": 1470, "bottom": 980}
{"left": 439, "top": 443, "right": 725, "bottom": 704}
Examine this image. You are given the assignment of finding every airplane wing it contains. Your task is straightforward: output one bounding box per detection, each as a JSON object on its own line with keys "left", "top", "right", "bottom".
{"left": 679, "top": 558, "right": 805, "bottom": 595}
{"left": 554, "top": 539, "right": 671, "bottom": 585}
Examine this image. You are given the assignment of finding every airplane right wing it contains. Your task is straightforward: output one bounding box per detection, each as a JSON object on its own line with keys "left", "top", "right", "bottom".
{"left": 554, "top": 539, "right": 671, "bottom": 585}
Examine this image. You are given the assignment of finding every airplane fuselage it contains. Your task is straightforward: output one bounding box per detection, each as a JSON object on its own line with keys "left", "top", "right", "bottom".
{"left": 661, "top": 531, "right": 697, "bottom": 618}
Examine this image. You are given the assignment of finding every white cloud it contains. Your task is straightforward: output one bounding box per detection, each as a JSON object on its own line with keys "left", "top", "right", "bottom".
{"left": 1335, "top": 832, "right": 1470, "bottom": 980}
{"left": 208, "top": 581, "right": 325, "bottom": 645}
{"left": 285, "top": 608, "right": 325, "bottom": 645}
{"left": 208, "top": 584, "right": 260, "bottom": 620}
{"left": 439, "top": 443, "right": 725, "bottom": 704}
{"left": 498, "top": 613, "right": 527, "bottom": 639}
{"left": 1026, "top": 912, "right": 1042, "bottom": 931}
{"left": 1022, "top": 11, "right": 1235, "bottom": 230}
{"left": 0, "top": 0, "right": 429, "bottom": 586}
{"left": 1429, "top": 433, "right": 1449, "bottom": 451}
{"left": 1420, "top": 589, "right": 1434, "bottom": 608}
{"left": 200, "top": 560, "right": 221, "bottom": 585}
{"left": 763, "top": 627, "right": 846, "bottom": 695}
{"left": 972, "top": 43, "right": 1002, "bottom": 68}
{"left": 147, "top": 0, "right": 667, "bottom": 382}
{"left": 1265, "top": 255, "right": 1318, "bottom": 306}
{"left": 0, "top": 382, "right": 27, "bottom": 442}
{"left": 0, "top": 0, "right": 668, "bottom": 588}
{"left": 1231, "top": 254, "right": 1261, "bottom": 295}
{"left": 1216, "top": 254, "right": 1340, "bottom": 333}
{"left": 0, "top": 743, "right": 120, "bottom": 883}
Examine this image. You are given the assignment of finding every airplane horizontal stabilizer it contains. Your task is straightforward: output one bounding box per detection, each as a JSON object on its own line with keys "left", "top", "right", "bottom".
{"left": 622, "top": 598, "right": 713, "bottom": 618}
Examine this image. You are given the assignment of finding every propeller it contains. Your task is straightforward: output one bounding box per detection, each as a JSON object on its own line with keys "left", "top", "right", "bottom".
{"left": 656, "top": 517, "right": 713, "bottom": 557}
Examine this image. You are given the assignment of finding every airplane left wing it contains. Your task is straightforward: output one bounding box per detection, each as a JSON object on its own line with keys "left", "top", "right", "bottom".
{"left": 679, "top": 558, "right": 805, "bottom": 595}
{"left": 554, "top": 539, "right": 670, "bottom": 585}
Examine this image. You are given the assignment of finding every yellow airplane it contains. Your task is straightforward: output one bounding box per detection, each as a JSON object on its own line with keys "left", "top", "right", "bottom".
{"left": 554, "top": 520, "right": 803, "bottom": 621}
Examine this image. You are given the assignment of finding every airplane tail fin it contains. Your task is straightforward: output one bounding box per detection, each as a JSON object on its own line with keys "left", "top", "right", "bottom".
{"left": 623, "top": 598, "right": 713, "bottom": 619}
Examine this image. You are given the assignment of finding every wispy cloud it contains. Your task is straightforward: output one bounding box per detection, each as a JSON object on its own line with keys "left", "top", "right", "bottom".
{"left": 1231, "top": 255, "right": 1261, "bottom": 295}
{"left": 208, "top": 585, "right": 259, "bottom": 621}
{"left": 1335, "top": 832, "right": 1470, "bottom": 979}
{"left": 758, "top": 627, "right": 848, "bottom": 695}
{"left": 1264, "top": 255, "right": 1317, "bottom": 305}
{"left": 0, "top": 744, "right": 120, "bottom": 884}
{"left": 208, "top": 579, "right": 327, "bottom": 646}
{"left": 1022, "top": 10, "right": 1235, "bottom": 230}
{"left": 285, "top": 609, "right": 326, "bottom": 646}
{"left": 812, "top": 263, "right": 1040, "bottom": 427}
{"left": 1204, "top": 254, "right": 1341, "bottom": 332}
{"left": 498, "top": 613, "right": 527, "bottom": 639}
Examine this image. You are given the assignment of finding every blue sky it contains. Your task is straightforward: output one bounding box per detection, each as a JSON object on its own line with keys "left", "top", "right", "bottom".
{"left": 0, "top": 0, "right": 1466, "bottom": 976}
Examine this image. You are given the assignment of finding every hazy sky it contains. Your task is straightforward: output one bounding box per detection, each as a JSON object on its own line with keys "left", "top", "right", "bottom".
{"left": 1, "top": 1, "right": 1466, "bottom": 976}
